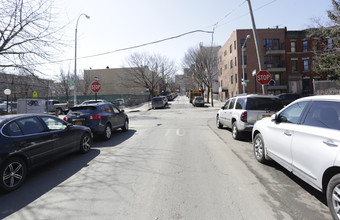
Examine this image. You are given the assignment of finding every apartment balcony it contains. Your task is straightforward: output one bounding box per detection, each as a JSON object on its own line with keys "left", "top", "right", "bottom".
{"left": 265, "top": 62, "right": 286, "bottom": 72}
{"left": 265, "top": 43, "right": 285, "bottom": 55}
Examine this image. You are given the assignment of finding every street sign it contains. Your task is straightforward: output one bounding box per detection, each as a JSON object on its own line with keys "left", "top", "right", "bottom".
{"left": 256, "top": 70, "right": 271, "bottom": 85}
{"left": 68, "top": 80, "right": 75, "bottom": 86}
{"left": 91, "top": 81, "right": 101, "bottom": 93}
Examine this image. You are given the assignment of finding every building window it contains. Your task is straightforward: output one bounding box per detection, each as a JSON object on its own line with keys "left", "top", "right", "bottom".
{"left": 235, "top": 57, "right": 237, "bottom": 66}
{"left": 274, "top": 73, "right": 280, "bottom": 85}
{"left": 303, "top": 59, "right": 309, "bottom": 71}
{"left": 220, "top": 80, "right": 223, "bottom": 87}
{"left": 224, "top": 50, "right": 227, "bottom": 56}
{"left": 241, "top": 39, "right": 247, "bottom": 49}
{"left": 231, "top": 75, "right": 233, "bottom": 84}
{"left": 242, "top": 56, "right": 247, "bottom": 66}
{"left": 302, "top": 40, "right": 308, "bottom": 52}
{"left": 312, "top": 39, "right": 318, "bottom": 51}
{"left": 263, "top": 39, "right": 279, "bottom": 50}
{"left": 292, "top": 60, "right": 298, "bottom": 72}
{"left": 291, "top": 41, "right": 296, "bottom": 52}
{"left": 328, "top": 38, "right": 333, "bottom": 49}
{"left": 230, "top": 44, "right": 232, "bottom": 54}
{"left": 235, "top": 74, "right": 237, "bottom": 83}
{"left": 224, "top": 64, "right": 228, "bottom": 70}
{"left": 234, "top": 40, "right": 236, "bottom": 50}
{"left": 230, "top": 60, "right": 233, "bottom": 69}
{"left": 244, "top": 73, "right": 248, "bottom": 80}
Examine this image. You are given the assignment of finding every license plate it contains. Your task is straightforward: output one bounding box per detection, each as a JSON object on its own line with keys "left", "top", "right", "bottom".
{"left": 75, "top": 121, "right": 83, "bottom": 125}
{"left": 262, "top": 115, "right": 271, "bottom": 118}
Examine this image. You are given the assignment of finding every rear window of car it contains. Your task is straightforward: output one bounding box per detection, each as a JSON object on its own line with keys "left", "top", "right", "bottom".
{"left": 152, "top": 97, "right": 163, "bottom": 102}
{"left": 70, "top": 106, "right": 97, "bottom": 112}
{"left": 246, "top": 97, "right": 283, "bottom": 111}
{"left": 195, "top": 97, "right": 204, "bottom": 101}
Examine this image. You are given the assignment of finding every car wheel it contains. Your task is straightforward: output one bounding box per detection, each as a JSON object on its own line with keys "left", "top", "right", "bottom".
{"left": 102, "top": 124, "right": 112, "bottom": 140}
{"left": 79, "top": 133, "right": 92, "bottom": 153}
{"left": 327, "top": 174, "right": 340, "bottom": 220}
{"left": 216, "top": 116, "right": 223, "bottom": 129}
{"left": 232, "top": 122, "right": 241, "bottom": 140}
{"left": 121, "top": 119, "right": 129, "bottom": 132}
{"left": 253, "top": 133, "right": 267, "bottom": 163}
{"left": 0, "top": 157, "right": 27, "bottom": 192}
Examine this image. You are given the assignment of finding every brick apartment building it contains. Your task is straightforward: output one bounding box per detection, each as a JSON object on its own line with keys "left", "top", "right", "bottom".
{"left": 217, "top": 27, "right": 326, "bottom": 102}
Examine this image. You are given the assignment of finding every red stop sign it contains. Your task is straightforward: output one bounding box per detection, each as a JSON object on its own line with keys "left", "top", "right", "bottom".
{"left": 256, "top": 70, "right": 271, "bottom": 85}
{"left": 91, "top": 81, "right": 101, "bottom": 93}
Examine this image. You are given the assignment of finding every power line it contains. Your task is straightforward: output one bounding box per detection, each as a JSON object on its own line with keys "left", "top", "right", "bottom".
{"left": 31, "top": 0, "right": 278, "bottom": 67}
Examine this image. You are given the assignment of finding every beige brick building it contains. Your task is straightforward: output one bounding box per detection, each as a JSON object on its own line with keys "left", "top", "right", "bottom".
{"left": 84, "top": 67, "right": 150, "bottom": 95}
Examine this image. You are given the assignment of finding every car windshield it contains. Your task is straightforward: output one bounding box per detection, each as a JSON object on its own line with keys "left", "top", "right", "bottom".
{"left": 195, "top": 97, "right": 203, "bottom": 101}
{"left": 246, "top": 97, "right": 283, "bottom": 111}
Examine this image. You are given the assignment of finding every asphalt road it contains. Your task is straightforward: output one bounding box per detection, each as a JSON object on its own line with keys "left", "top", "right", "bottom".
{"left": 0, "top": 96, "right": 332, "bottom": 219}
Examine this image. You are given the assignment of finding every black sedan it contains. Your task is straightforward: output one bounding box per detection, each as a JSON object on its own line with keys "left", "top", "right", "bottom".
{"left": 63, "top": 102, "right": 129, "bottom": 140}
{"left": 0, "top": 114, "right": 92, "bottom": 192}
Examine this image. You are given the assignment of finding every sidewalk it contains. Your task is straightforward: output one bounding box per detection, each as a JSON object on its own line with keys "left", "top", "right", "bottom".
{"left": 123, "top": 98, "right": 225, "bottom": 113}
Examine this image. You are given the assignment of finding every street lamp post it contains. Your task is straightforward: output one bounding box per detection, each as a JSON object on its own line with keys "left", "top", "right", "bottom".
{"left": 242, "top": 35, "right": 250, "bottom": 94}
{"left": 74, "top": 13, "right": 90, "bottom": 106}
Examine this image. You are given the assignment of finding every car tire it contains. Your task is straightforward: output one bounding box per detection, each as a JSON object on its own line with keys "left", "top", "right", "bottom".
{"left": 121, "top": 119, "right": 129, "bottom": 132}
{"left": 232, "top": 122, "right": 241, "bottom": 140}
{"left": 253, "top": 133, "right": 268, "bottom": 163}
{"left": 216, "top": 116, "right": 223, "bottom": 129}
{"left": 0, "top": 157, "right": 27, "bottom": 192}
{"left": 79, "top": 133, "right": 92, "bottom": 153}
{"left": 102, "top": 123, "right": 112, "bottom": 140}
{"left": 327, "top": 174, "right": 340, "bottom": 220}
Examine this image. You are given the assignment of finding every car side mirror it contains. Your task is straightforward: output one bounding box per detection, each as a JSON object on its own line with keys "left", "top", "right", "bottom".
{"left": 271, "top": 114, "right": 278, "bottom": 122}
{"left": 66, "top": 123, "right": 73, "bottom": 128}
{"left": 120, "top": 109, "right": 125, "bottom": 113}
{"left": 221, "top": 106, "right": 225, "bottom": 110}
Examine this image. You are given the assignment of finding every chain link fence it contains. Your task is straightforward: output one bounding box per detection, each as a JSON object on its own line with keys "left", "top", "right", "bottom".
{"left": 313, "top": 80, "right": 340, "bottom": 95}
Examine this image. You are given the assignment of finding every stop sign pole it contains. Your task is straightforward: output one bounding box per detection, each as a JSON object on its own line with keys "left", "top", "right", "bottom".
{"left": 91, "top": 81, "right": 101, "bottom": 101}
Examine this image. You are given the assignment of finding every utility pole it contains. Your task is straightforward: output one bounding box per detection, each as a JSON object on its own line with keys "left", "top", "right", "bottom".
{"left": 246, "top": 0, "right": 266, "bottom": 94}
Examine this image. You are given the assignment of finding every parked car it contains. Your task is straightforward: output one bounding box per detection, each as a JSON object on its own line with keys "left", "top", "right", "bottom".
{"left": 216, "top": 94, "right": 283, "bottom": 140}
{"left": 277, "top": 93, "right": 301, "bottom": 106}
{"left": 252, "top": 95, "right": 340, "bottom": 219}
{"left": 0, "top": 102, "right": 17, "bottom": 114}
{"left": 115, "top": 99, "right": 125, "bottom": 106}
{"left": 79, "top": 99, "right": 111, "bottom": 105}
{"left": 192, "top": 96, "right": 204, "bottom": 107}
{"left": 161, "top": 96, "right": 168, "bottom": 105}
{"left": 64, "top": 102, "right": 129, "bottom": 140}
{"left": 46, "top": 99, "right": 70, "bottom": 115}
{"left": 0, "top": 114, "right": 92, "bottom": 192}
{"left": 152, "top": 97, "right": 166, "bottom": 109}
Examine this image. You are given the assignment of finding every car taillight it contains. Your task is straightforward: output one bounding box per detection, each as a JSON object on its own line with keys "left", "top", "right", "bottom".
{"left": 241, "top": 111, "right": 247, "bottom": 122}
{"left": 63, "top": 116, "right": 68, "bottom": 121}
{"left": 89, "top": 114, "right": 102, "bottom": 120}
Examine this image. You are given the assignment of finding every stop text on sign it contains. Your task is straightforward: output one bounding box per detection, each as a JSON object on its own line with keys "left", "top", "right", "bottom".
{"left": 91, "top": 81, "right": 101, "bottom": 93}
{"left": 256, "top": 70, "right": 271, "bottom": 85}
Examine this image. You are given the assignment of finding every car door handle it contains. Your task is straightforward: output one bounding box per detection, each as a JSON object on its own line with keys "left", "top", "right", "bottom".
{"left": 284, "top": 130, "right": 292, "bottom": 136}
{"left": 323, "top": 140, "right": 338, "bottom": 147}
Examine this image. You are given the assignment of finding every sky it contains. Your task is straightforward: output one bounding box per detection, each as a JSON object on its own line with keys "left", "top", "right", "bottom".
{"left": 42, "top": 0, "right": 333, "bottom": 80}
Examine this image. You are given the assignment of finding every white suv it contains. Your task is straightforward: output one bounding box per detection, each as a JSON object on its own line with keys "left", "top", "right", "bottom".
{"left": 252, "top": 95, "right": 340, "bottom": 219}
{"left": 216, "top": 94, "right": 283, "bottom": 140}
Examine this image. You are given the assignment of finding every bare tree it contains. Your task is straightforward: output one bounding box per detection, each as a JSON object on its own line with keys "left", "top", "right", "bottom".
{"left": 125, "top": 52, "right": 177, "bottom": 98}
{"left": 183, "top": 44, "right": 219, "bottom": 103}
{"left": 0, "top": 0, "right": 63, "bottom": 75}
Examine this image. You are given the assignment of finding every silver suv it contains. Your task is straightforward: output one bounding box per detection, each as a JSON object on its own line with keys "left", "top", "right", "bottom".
{"left": 216, "top": 94, "right": 283, "bottom": 140}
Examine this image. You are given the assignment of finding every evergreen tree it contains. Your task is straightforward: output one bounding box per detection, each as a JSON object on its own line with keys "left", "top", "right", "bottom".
{"left": 312, "top": 0, "right": 340, "bottom": 82}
